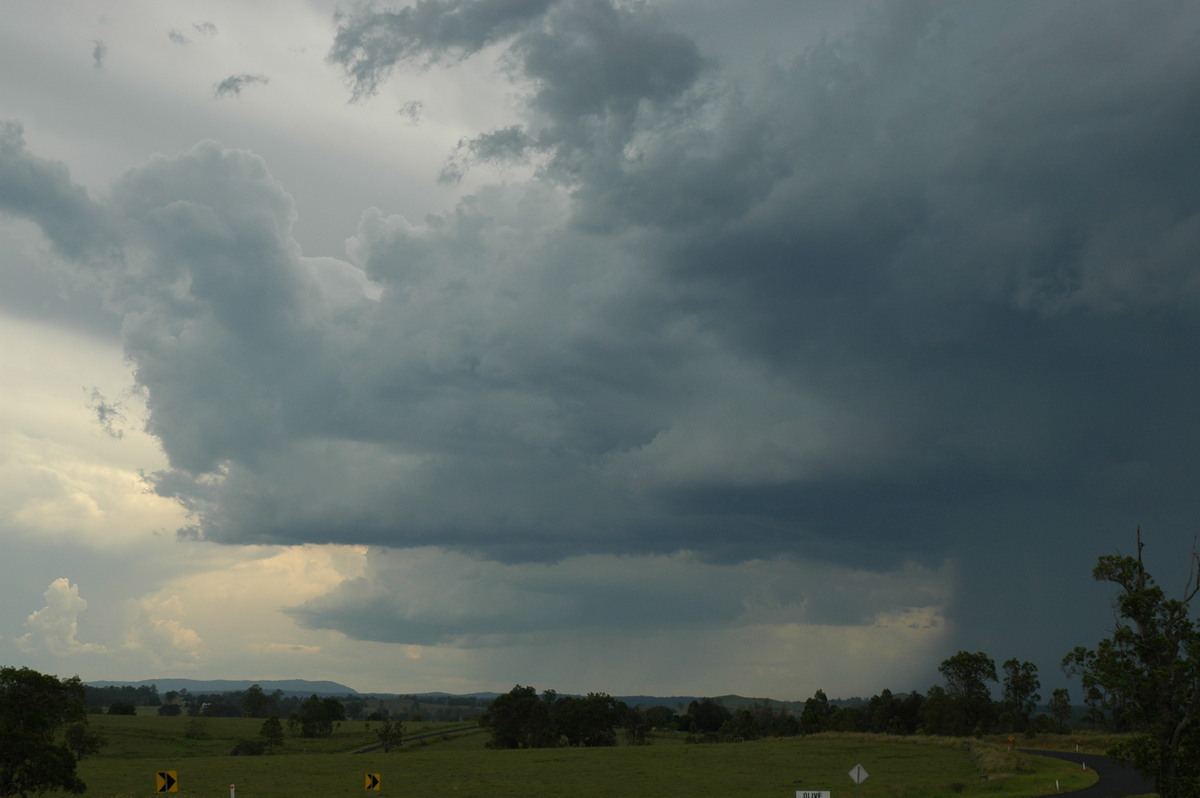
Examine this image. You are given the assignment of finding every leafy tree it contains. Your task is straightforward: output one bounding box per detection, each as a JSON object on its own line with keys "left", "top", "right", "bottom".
{"left": 298, "top": 696, "right": 344, "bottom": 738}
{"left": 1063, "top": 533, "right": 1200, "bottom": 797}
{"left": 106, "top": 701, "right": 136, "bottom": 716}
{"left": 621, "top": 705, "right": 649, "bottom": 745}
{"left": 685, "top": 699, "right": 730, "bottom": 734}
{"left": 259, "top": 716, "right": 284, "bottom": 750}
{"left": 375, "top": 720, "right": 404, "bottom": 752}
{"left": 553, "top": 693, "right": 624, "bottom": 747}
{"left": 0, "top": 666, "right": 88, "bottom": 797}
{"left": 1001, "top": 659, "right": 1040, "bottom": 732}
{"left": 830, "top": 703, "right": 865, "bottom": 733}
{"left": 918, "top": 685, "right": 955, "bottom": 735}
{"left": 1047, "top": 688, "right": 1072, "bottom": 733}
{"left": 241, "top": 684, "right": 275, "bottom": 718}
{"left": 157, "top": 704, "right": 181, "bottom": 716}
{"left": 868, "top": 689, "right": 898, "bottom": 734}
{"left": 643, "top": 705, "right": 675, "bottom": 729}
{"left": 481, "top": 685, "right": 556, "bottom": 749}
{"left": 799, "top": 689, "right": 831, "bottom": 735}
{"left": 938, "top": 650, "right": 997, "bottom": 735}
{"left": 62, "top": 723, "right": 106, "bottom": 761}
{"left": 723, "top": 707, "right": 759, "bottom": 740}
{"left": 897, "top": 691, "right": 924, "bottom": 734}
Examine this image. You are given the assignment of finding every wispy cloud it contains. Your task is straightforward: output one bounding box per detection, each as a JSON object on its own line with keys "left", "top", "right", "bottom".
{"left": 213, "top": 73, "right": 269, "bottom": 98}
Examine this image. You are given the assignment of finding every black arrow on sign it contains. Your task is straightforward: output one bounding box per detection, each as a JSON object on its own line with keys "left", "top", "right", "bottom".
{"left": 366, "top": 773, "right": 381, "bottom": 791}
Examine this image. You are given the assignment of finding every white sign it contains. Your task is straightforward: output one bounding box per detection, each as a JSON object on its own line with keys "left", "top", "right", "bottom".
{"left": 848, "top": 764, "right": 869, "bottom": 785}
{"left": 796, "top": 792, "right": 831, "bottom": 798}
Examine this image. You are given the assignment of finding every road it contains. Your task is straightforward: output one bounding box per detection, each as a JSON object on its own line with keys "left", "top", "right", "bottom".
{"left": 352, "top": 724, "right": 481, "bottom": 754}
{"left": 1022, "top": 749, "right": 1154, "bottom": 797}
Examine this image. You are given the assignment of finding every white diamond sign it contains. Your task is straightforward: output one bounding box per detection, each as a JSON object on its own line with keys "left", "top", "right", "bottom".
{"left": 848, "top": 764, "right": 869, "bottom": 785}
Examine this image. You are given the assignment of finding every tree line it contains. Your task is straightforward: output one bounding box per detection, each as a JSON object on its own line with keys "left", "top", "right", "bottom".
{"left": 794, "top": 652, "right": 1071, "bottom": 738}
{"left": 480, "top": 650, "right": 1069, "bottom": 751}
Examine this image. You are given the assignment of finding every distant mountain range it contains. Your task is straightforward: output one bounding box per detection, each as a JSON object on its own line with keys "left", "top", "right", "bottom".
{"left": 83, "top": 680, "right": 820, "bottom": 709}
{"left": 85, "top": 678, "right": 360, "bottom": 697}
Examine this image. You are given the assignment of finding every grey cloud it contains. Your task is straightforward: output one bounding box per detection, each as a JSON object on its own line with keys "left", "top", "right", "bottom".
{"left": 92, "top": 40, "right": 107, "bottom": 69}
{"left": 331, "top": 0, "right": 705, "bottom": 181}
{"left": 168, "top": 29, "right": 191, "bottom": 45}
{"left": 287, "top": 550, "right": 950, "bottom": 645}
{"left": 329, "top": 0, "right": 558, "bottom": 99}
{"left": 106, "top": 141, "right": 309, "bottom": 473}
{"left": 213, "top": 74, "right": 269, "bottom": 98}
{"left": 86, "top": 387, "right": 125, "bottom": 439}
{"left": 193, "top": 22, "right": 218, "bottom": 37}
{"left": 398, "top": 99, "right": 423, "bottom": 125}
{"left": 0, "top": 122, "right": 112, "bottom": 259}
{"left": 438, "top": 126, "right": 531, "bottom": 183}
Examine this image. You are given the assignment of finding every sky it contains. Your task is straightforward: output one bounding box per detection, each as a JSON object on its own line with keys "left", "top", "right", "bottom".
{"left": 3, "top": 0, "right": 1200, "bottom": 702}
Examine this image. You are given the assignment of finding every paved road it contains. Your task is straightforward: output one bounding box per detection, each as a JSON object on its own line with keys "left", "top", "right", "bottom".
{"left": 353, "top": 724, "right": 481, "bottom": 754}
{"left": 1021, "top": 749, "right": 1155, "bottom": 797}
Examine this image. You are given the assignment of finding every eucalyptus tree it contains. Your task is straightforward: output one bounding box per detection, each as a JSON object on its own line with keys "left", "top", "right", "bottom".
{"left": 1064, "top": 532, "right": 1200, "bottom": 798}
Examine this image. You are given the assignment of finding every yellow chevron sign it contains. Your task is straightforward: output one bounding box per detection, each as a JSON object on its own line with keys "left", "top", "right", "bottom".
{"left": 156, "top": 771, "right": 178, "bottom": 792}
{"left": 365, "top": 772, "right": 381, "bottom": 791}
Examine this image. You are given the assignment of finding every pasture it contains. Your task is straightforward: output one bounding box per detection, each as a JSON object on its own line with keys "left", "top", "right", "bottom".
{"left": 53, "top": 714, "right": 1102, "bottom": 797}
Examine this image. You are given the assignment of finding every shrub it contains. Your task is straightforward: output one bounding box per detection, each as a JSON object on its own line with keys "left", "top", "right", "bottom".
{"left": 183, "top": 717, "right": 208, "bottom": 739}
{"left": 231, "top": 738, "right": 267, "bottom": 756}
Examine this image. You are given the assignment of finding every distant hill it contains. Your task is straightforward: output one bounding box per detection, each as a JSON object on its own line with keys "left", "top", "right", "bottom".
{"left": 82, "top": 682, "right": 820, "bottom": 708}
{"left": 85, "top": 678, "right": 358, "bottom": 697}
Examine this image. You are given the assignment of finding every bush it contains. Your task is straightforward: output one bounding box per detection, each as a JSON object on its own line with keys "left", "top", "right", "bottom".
{"left": 107, "top": 701, "right": 137, "bottom": 715}
{"left": 157, "top": 704, "right": 182, "bottom": 716}
{"left": 231, "top": 738, "right": 266, "bottom": 756}
{"left": 183, "top": 717, "right": 208, "bottom": 739}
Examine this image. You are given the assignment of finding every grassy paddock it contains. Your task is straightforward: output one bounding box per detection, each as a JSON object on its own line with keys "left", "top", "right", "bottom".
{"left": 57, "top": 715, "right": 1098, "bottom": 797}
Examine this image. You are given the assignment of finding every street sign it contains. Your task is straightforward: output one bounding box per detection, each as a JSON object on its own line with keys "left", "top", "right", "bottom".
{"left": 365, "top": 772, "right": 382, "bottom": 791}
{"left": 156, "top": 771, "right": 178, "bottom": 793}
{"left": 849, "top": 763, "right": 869, "bottom": 784}
{"left": 796, "top": 791, "right": 831, "bottom": 798}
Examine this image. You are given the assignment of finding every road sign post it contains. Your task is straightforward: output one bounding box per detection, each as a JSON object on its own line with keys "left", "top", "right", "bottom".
{"left": 848, "top": 763, "right": 869, "bottom": 798}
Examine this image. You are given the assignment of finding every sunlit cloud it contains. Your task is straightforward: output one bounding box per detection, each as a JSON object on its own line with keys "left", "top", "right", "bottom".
{"left": 17, "top": 578, "right": 107, "bottom": 657}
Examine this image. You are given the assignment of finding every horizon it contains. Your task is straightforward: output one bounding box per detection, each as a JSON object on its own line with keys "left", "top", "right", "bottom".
{"left": 5, "top": 1, "right": 1200, "bottom": 702}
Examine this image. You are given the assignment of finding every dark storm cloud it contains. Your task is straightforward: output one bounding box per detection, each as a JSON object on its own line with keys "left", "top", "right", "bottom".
{"left": 286, "top": 550, "right": 948, "bottom": 646}
{"left": 5, "top": 1, "right": 1200, "bottom": 661}
{"left": 213, "top": 73, "right": 269, "bottom": 98}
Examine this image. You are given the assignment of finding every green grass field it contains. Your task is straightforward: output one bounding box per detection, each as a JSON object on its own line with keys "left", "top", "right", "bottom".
{"left": 52, "top": 714, "right": 1105, "bottom": 797}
